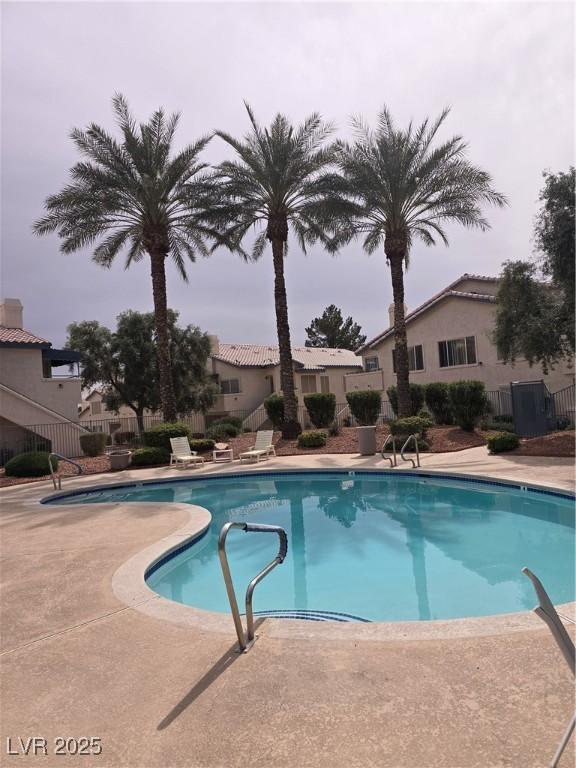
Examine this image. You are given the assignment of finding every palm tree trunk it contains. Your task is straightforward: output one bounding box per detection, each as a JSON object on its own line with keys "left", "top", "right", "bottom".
{"left": 386, "top": 243, "right": 411, "bottom": 418}
{"left": 271, "top": 237, "right": 301, "bottom": 438}
{"left": 149, "top": 250, "right": 177, "bottom": 423}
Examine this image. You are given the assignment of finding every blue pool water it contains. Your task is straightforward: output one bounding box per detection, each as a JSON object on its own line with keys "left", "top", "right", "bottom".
{"left": 50, "top": 472, "right": 575, "bottom": 621}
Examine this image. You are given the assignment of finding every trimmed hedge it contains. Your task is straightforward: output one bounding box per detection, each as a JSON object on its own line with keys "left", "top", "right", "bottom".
{"left": 424, "top": 382, "right": 453, "bottom": 425}
{"left": 304, "top": 393, "right": 336, "bottom": 429}
{"left": 189, "top": 439, "right": 215, "bottom": 453}
{"left": 390, "top": 415, "right": 433, "bottom": 437}
{"left": 264, "top": 394, "right": 284, "bottom": 429}
{"left": 210, "top": 416, "right": 243, "bottom": 430}
{"left": 346, "top": 390, "right": 381, "bottom": 426}
{"left": 487, "top": 432, "right": 520, "bottom": 454}
{"left": 206, "top": 422, "right": 240, "bottom": 440}
{"left": 130, "top": 447, "right": 171, "bottom": 466}
{"left": 142, "top": 422, "right": 192, "bottom": 452}
{"left": 448, "top": 381, "right": 489, "bottom": 431}
{"left": 80, "top": 432, "right": 108, "bottom": 457}
{"left": 387, "top": 384, "right": 425, "bottom": 417}
{"left": 4, "top": 451, "right": 56, "bottom": 478}
{"left": 297, "top": 430, "right": 327, "bottom": 448}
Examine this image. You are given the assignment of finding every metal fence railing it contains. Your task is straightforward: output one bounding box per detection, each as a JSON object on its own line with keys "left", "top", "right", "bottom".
{"left": 486, "top": 390, "right": 513, "bottom": 417}
{"left": 551, "top": 385, "right": 575, "bottom": 426}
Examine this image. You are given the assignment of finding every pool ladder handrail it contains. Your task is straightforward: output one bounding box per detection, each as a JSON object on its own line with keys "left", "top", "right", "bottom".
{"left": 48, "top": 453, "right": 83, "bottom": 490}
{"left": 218, "top": 521, "right": 288, "bottom": 652}
{"left": 400, "top": 434, "right": 420, "bottom": 468}
{"left": 381, "top": 434, "right": 397, "bottom": 467}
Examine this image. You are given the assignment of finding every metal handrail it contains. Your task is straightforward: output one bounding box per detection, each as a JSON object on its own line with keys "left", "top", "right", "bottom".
{"left": 48, "top": 453, "right": 83, "bottom": 490}
{"left": 400, "top": 434, "right": 420, "bottom": 468}
{"left": 218, "top": 521, "right": 288, "bottom": 652}
{"left": 380, "top": 434, "right": 397, "bottom": 467}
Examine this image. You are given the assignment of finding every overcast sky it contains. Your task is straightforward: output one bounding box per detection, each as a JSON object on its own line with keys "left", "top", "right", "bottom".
{"left": 2, "top": 1, "right": 574, "bottom": 348}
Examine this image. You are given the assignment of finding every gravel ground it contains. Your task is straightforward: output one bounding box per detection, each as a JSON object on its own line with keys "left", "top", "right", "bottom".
{"left": 1, "top": 428, "right": 572, "bottom": 487}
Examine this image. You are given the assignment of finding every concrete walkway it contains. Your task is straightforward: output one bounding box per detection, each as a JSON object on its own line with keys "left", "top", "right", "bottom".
{"left": 1, "top": 449, "right": 574, "bottom": 767}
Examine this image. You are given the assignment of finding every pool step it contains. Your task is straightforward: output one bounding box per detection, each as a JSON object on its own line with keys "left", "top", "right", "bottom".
{"left": 251, "top": 609, "right": 371, "bottom": 623}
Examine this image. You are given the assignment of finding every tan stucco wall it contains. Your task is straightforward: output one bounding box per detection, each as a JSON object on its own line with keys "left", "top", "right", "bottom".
{"left": 209, "top": 360, "right": 274, "bottom": 417}
{"left": 0, "top": 348, "right": 81, "bottom": 422}
{"left": 357, "top": 296, "right": 574, "bottom": 394}
{"left": 78, "top": 392, "right": 157, "bottom": 423}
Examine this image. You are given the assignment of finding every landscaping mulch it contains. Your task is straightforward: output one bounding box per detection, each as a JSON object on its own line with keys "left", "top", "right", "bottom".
{"left": 510, "top": 430, "right": 575, "bottom": 457}
{"left": 0, "top": 455, "right": 112, "bottom": 488}
{"left": 229, "top": 426, "right": 486, "bottom": 456}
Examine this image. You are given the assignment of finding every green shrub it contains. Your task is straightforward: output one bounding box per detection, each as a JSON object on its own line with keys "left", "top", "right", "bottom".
{"left": 114, "top": 431, "right": 135, "bottom": 444}
{"left": 487, "top": 432, "right": 520, "bottom": 454}
{"left": 130, "top": 447, "right": 171, "bottom": 466}
{"left": 206, "top": 422, "right": 240, "bottom": 440}
{"left": 345, "top": 390, "right": 382, "bottom": 426}
{"left": 481, "top": 419, "right": 516, "bottom": 433}
{"left": 189, "top": 439, "right": 216, "bottom": 453}
{"left": 329, "top": 422, "right": 340, "bottom": 437}
{"left": 80, "top": 431, "right": 108, "bottom": 457}
{"left": 4, "top": 451, "right": 56, "bottom": 478}
{"left": 425, "top": 382, "right": 454, "bottom": 424}
{"left": 493, "top": 414, "right": 514, "bottom": 424}
{"left": 448, "top": 380, "right": 490, "bottom": 431}
{"left": 210, "top": 416, "right": 243, "bottom": 430}
{"left": 304, "top": 393, "right": 336, "bottom": 428}
{"left": 297, "top": 430, "right": 327, "bottom": 448}
{"left": 264, "top": 394, "right": 284, "bottom": 428}
{"left": 390, "top": 416, "right": 432, "bottom": 438}
{"left": 386, "top": 384, "right": 425, "bottom": 417}
{"left": 142, "top": 422, "right": 192, "bottom": 452}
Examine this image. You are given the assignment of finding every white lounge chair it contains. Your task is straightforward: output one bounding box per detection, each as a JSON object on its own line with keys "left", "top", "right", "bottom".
{"left": 239, "top": 430, "right": 276, "bottom": 464}
{"left": 169, "top": 437, "right": 205, "bottom": 468}
{"left": 523, "top": 567, "right": 575, "bottom": 767}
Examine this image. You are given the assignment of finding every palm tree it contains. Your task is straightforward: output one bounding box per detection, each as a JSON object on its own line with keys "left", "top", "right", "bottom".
{"left": 337, "top": 107, "right": 507, "bottom": 417}
{"left": 210, "top": 104, "right": 352, "bottom": 438}
{"left": 34, "top": 94, "right": 221, "bottom": 423}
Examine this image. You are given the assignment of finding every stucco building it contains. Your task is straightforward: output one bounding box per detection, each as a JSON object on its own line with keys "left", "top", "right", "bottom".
{"left": 345, "top": 274, "right": 574, "bottom": 399}
{"left": 0, "top": 298, "right": 83, "bottom": 460}
{"left": 207, "top": 338, "right": 362, "bottom": 428}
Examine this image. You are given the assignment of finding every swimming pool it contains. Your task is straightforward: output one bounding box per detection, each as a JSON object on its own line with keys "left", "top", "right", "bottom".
{"left": 49, "top": 471, "right": 575, "bottom": 622}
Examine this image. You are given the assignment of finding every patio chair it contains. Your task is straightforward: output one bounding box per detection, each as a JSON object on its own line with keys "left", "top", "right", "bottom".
{"left": 169, "top": 437, "right": 205, "bottom": 469}
{"left": 522, "top": 567, "right": 575, "bottom": 768}
{"left": 239, "top": 430, "right": 276, "bottom": 464}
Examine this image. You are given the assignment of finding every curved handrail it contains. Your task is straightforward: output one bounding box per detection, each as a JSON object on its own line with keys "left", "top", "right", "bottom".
{"left": 400, "top": 434, "right": 420, "bottom": 469}
{"left": 49, "top": 453, "right": 83, "bottom": 490}
{"left": 218, "top": 521, "right": 288, "bottom": 651}
{"left": 380, "top": 434, "right": 397, "bottom": 467}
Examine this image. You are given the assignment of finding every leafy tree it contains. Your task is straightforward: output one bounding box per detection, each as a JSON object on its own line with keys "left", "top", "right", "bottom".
{"left": 209, "top": 104, "right": 352, "bottom": 438}
{"left": 337, "top": 107, "right": 506, "bottom": 417}
{"left": 494, "top": 169, "right": 575, "bottom": 372}
{"left": 305, "top": 305, "right": 366, "bottom": 350}
{"left": 34, "top": 94, "right": 223, "bottom": 423}
{"left": 68, "top": 310, "right": 217, "bottom": 432}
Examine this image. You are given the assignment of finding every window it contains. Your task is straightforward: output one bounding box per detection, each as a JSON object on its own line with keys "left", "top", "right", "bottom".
{"left": 301, "top": 374, "right": 317, "bottom": 394}
{"left": 392, "top": 345, "right": 424, "bottom": 373}
{"left": 320, "top": 375, "right": 330, "bottom": 393}
{"left": 438, "top": 336, "right": 477, "bottom": 367}
{"left": 364, "top": 356, "right": 379, "bottom": 371}
{"left": 90, "top": 401, "right": 102, "bottom": 415}
{"left": 220, "top": 378, "right": 240, "bottom": 395}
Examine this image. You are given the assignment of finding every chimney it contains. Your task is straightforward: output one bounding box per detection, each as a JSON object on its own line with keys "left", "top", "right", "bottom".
{"left": 0, "top": 298, "right": 23, "bottom": 329}
{"left": 207, "top": 334, "right": 219, "bottom": 356}
{"left": 388, "top": 302, "right": 408, "bottom": 328}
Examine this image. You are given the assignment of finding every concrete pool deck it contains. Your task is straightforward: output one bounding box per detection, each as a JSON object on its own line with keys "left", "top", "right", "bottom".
{"left": 1, "top": 447, "right": 574, "bottom": 767}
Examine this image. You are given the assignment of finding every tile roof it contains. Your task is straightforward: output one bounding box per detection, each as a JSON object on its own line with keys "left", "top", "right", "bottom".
{"left": 358, "top": 288, "right": 497, "bottom": 352}
{"left": 0, "top": 327, "right": 50, "bottom": 346}
{"left": 213, "top": 344, "right": 363, "bottom": 370}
